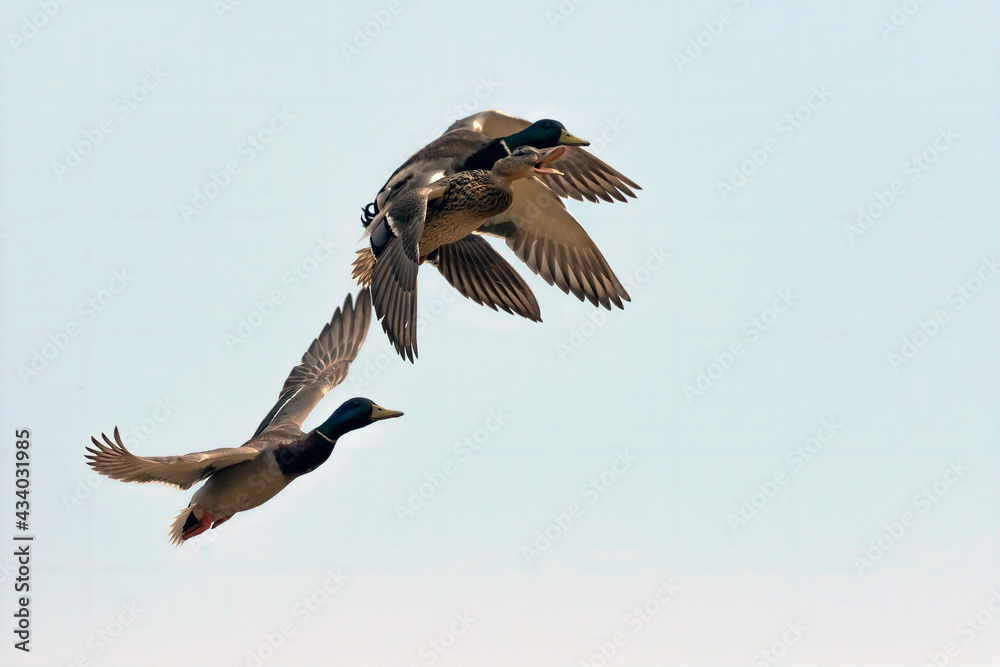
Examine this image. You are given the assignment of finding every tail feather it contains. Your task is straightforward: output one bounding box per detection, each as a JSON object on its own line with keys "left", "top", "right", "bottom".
{"left": 352, "top": 248, "right": 376, "bottom": 287}
{"left": 168, "top": 504, "right": 199, "bottom": 547}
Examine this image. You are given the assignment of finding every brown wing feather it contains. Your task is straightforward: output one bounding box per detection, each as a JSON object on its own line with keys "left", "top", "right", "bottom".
{"left": 477, "top": 178, "right": 630, "bottom": 310}
{"left": 427, "top": 235, "right": 542, "bottom": 322}
{"left": 538, "top": 146, "right": 640, "bottom": 204}
{"left": 449, "top": 111, "right": 641, "bottom": 204}
{"left": 253, "top": 290, "right": 372, "bottom": 434}
{"left": 84, "top": 427, "right": 259, "bottom": 490}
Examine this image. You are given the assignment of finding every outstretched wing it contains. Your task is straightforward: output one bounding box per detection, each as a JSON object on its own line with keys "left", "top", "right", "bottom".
{"left": 445, "top": 109, "right": 530, "bottom": 137}
{"left": 85, "top": 427, "right": 260, "bottom": 490}
{"left": 477, "top": 177, "right": 630, "bottom": 310}
{"left": 426, "top": 235, "right": 541, "bottom": 323}
{"left": 367, "top": 184, "right": 442, "bottom": 362}
{"left": 450, "top": 110, "right": 641, "bottom": 204}
{"left": 540, "top": 148, "right": 640, "bottom": 204}
{"left": 253, "top": 289, "right": 372, "bottom": 436}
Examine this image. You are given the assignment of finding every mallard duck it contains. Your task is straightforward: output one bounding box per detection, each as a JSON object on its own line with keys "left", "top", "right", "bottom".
{"left": 354, "top": 146, "right": 566, "bottom": 361}
{"left": 362, "top": 111, "right": 639, "bottom": 224}
{"left": 355, "top": 110, "right": 641, "bottom": 360}
{"left": 84, "top": 290, "right": 402, "bottom": 545}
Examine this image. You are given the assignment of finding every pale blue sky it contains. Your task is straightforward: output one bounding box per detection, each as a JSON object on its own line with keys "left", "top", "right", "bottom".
{"left": 2, "top": 1, "right": 998, "bottom": 665}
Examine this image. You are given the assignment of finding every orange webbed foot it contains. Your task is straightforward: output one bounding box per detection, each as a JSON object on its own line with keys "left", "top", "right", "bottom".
{"left": 181, "top": 510, "right": 213, "bottom": 540}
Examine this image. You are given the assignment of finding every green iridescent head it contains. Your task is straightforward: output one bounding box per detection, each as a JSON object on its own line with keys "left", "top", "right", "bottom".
{"left": 504, "top": 119, "right": 590, "bottom": 151}
{"left": 317, "top": 397, "right": 403, "bottom": 440}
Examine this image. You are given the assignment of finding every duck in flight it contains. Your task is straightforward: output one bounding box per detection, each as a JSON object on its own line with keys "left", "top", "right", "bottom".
{"left": 85, "top": 290, "right": 402, "bottom": 545}
{"left": 355, "top": 146, "right": 564, "bottom": 361}
{"left": 355, "top": 110, "right": 641, "bottom": 361}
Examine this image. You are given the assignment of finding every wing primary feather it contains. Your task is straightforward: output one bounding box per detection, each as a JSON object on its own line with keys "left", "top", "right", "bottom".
{"left": 254, "top": 289, "right": 373, "bottom": 434}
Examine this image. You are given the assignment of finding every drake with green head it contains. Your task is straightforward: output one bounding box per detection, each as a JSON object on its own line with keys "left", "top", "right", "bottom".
{"left": 354, "top": 110, "right": 642, "bottom": 360}
{"left": 85, "top": 290, "right": 403, "bottom": 545}
{"left": 452, "top": 118, "right": 590, "bottom": 178}
{"left": 355, "top": 146, "right": 566, "bottom": 361}
{"left": 361, "top": 111, "right": 637, "bottom": 228}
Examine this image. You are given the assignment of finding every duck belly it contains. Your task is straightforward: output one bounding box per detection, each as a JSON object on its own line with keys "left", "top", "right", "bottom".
{"left": 419, "top": 213, "right": 487, "bottom": 255}
{"left": 419, "top": 187, "right": 512, "bottom": 256}
{"left": 191, "top": 456, "right": 291, "bottom": 521}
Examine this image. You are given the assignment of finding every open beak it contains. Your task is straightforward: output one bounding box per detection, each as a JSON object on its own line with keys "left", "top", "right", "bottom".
{"left": 558, "top": 129, "right": 590, "bottom": 146}
{"left": 533, "top": 146, "right": 565, "bottom": 175}
{"left": 370, "top": 405, "right": 404, "bottom": 421}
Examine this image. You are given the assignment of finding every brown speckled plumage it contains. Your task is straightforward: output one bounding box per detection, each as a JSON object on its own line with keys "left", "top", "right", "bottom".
{"left": 359, "top": 147, "right": 556, "bottom": 361}
{"left": 416, "top": 169, "right": 514, "bottom": 256}
{"left": 355, "top": 111, "right": 641, "bottom": 363}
